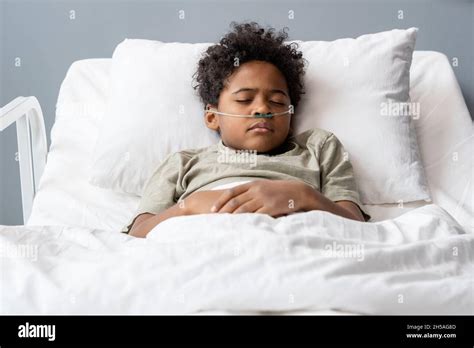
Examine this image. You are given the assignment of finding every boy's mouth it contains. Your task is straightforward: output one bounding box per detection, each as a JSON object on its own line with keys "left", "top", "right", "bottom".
{"left": 248, "top": 122, "right": 274, "bottom": 133}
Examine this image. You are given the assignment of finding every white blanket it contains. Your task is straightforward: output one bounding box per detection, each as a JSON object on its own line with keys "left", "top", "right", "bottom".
{"left": 1, "top": 204, "right": 472, "bottom": 314}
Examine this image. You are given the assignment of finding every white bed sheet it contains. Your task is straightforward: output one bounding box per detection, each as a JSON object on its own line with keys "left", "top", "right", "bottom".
{"left": 3, "top": 204, "right": 472, "bottom": 314}
{"left": 26, "top": 52, "right": 473, "bottom": 232}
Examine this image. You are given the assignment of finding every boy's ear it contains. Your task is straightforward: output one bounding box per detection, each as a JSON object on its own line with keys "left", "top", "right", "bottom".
{"left": 204, "top": 104, "right": 219, "bottom": 131}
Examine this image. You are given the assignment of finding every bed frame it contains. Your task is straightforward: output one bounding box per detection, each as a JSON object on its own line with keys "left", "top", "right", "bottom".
{"left": 0, "top": 96, "right": 47, "bottom": 223}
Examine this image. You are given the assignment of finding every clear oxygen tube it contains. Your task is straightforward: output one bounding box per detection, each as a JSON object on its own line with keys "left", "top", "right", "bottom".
{"left": 206, "top": 105, "right": 294, "bottom": 118}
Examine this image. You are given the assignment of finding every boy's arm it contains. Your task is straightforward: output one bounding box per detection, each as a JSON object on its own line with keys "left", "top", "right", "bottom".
{"left": 128, "top": 183, "right": 364, "bottom": 238}
{"left": 129, "top": 204, "right": 187, "bottom": 238}
{"left": 210, "top": 180, "right": 366, "bottom": 222}
{"left": 129, "top": 190, "right": 226, "bottom": 238}
{"left": 334, "top": 200, "right": 365, "bottom": 221}
{"left": 302, "top": 185, "right": 365, "bottom": 221}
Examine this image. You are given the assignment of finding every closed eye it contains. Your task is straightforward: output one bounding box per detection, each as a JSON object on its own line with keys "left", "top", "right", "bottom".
{"left": 236, "top": 100, "right": 285, "bottom": 105}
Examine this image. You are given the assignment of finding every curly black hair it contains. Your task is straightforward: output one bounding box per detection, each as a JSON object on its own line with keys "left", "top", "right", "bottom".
{"left": 192, "top": 21, "right": 307, "bottom": 111}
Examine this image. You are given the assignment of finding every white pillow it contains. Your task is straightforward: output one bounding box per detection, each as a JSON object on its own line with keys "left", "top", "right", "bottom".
{"left": 293, "top": 28, "right": 430, "bottom": 204}
{"left": 89, "top": 40, "right": 219, "bottom": 196}
{"left": 89, "top": 28, "right": 430, "bottom": 204}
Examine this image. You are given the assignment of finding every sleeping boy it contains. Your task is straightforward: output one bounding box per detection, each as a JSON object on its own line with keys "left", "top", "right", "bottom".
{"left": 122, "top": 21, "right": 371, "bottom": 238}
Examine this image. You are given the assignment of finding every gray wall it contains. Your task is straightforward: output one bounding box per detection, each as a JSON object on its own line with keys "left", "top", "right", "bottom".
{"left": 1, "top": 0, "right": 473, "bottom": 225}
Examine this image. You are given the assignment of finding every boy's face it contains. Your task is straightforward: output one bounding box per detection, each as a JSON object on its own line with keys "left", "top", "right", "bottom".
{"left": 205, "top": 60, "right": 292, "bottom": 153}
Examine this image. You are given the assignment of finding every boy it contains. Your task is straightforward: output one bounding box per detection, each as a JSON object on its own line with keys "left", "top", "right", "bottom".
{"left": 123, "top": 22, "right": 371, "bottom": 238}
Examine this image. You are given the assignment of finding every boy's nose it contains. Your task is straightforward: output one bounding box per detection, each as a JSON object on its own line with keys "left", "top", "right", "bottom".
{"left": 253, "top": 112, "right": 273, "bottom": 118}
{"left": 252, "top": 107, "right": 272, "bottom": 118}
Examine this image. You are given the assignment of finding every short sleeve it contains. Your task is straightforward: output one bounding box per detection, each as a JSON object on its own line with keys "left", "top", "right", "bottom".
{"left": 319, "top": 133, "right": 371, "bottom": 222}
{"left": 120, "top": 152, "right": 183, "bottom": 234}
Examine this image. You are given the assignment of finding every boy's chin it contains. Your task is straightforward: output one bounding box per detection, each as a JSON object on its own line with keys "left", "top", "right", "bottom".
{"left": 244, "top": 139, "right": 280, "bottom": 153}
{"left": 223, "top": 135, "right": 283, "bottom": 153}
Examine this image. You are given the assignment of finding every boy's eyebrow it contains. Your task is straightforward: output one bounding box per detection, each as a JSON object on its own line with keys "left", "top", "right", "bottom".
{"left": 231, "top": 88, "right": 288, "bottom": 97}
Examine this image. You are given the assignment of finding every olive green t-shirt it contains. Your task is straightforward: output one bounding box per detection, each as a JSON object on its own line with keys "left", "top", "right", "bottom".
{"left": 121, "top": 128, "right": 371, "bottom": 233}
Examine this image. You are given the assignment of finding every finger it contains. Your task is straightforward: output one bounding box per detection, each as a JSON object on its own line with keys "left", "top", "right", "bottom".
{"left": 218, "top": 193, "right": 253, "bottom": 214}
{"left": 255, "top": 206, "right": 269, "bottom": 214}
{"left": 233, "top": 199, "right": 262, "bottom": 214}
{"left": 255, "top": 206, "right": 286, "bottom": 218}
{"left": 255, "top": 206, "right": 275, "bottom": 216}
{"left": 210, "top": 183, "right": 252, "bottom": 212}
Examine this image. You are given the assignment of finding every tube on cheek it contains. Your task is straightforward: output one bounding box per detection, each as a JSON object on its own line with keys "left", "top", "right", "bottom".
{"left": 206, "top": 106, "right": 294, "bottom": 118}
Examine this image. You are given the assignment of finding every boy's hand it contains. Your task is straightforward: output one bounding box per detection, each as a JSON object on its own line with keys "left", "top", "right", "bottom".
{"left": 210, "top": 179, "right": 315, "bottom": 217}
{"left": 182, "top": 180, "right": 364, "bottom": 222}
{"left": 181, "top": 190, "right": 227, "bottom": 215}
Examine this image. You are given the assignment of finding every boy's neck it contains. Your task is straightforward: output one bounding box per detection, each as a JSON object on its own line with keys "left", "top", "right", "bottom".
{"left": 222, "top": 136, "right": 294, "bottom": 156}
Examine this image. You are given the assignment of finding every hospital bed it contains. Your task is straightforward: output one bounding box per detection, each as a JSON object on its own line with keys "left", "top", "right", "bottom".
{"left": 0, "top": 50, "right": 472, "bottom": 315}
